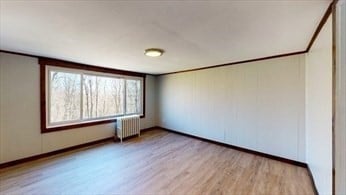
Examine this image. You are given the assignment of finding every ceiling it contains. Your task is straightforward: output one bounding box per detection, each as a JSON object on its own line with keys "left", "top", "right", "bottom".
{"left": 0, "top": 0, "right": 331, "bottom": 74}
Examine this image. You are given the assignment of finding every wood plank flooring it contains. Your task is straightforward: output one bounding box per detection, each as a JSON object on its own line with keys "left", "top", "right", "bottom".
{"left": 0, "top": 129, "right": 315, "bottom": 194}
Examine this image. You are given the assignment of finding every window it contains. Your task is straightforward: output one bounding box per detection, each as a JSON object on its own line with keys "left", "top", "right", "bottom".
{"left": 126, "top": 79, "right": 141, "bottom": 114}
{"left": 49, "top": 71, "right": 81, "bottom": 124}
{"left": 40, "top": 58, "right": 145, "bottom": 133}
{"left": 82, "top": 75, "right": 125, "bottom": 119}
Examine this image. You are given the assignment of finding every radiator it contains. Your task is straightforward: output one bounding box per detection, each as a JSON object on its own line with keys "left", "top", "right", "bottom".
{"left": 117, "top": 115, "right": 140, "bottom": 142}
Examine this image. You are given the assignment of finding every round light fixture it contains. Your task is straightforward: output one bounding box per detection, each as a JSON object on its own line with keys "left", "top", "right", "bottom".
{"left": 144, "top": 48, "right": 164, "bottom": 57}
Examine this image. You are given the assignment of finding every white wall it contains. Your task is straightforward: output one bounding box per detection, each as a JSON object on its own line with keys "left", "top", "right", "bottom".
{"left": 305, "top": 16, "right": 333, "bottom": 195}
{"left": 158, "top": 54, "right": 306, "bottom": 162}
{"left": 0, "top": 52, "right": 157, "bottom": 163}
{"left": 336, "top": 1, "right": 346, "bottom": 194}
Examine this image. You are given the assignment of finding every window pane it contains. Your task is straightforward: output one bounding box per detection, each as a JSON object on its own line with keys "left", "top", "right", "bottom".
{"left": 50, "top": 71, "right": 81, "bottom": 123}
{"left": 83, "top": 75, "right": 124, "bottom": 119}
{"left": 126, "top": 79, "right": 141, "bottom": 114}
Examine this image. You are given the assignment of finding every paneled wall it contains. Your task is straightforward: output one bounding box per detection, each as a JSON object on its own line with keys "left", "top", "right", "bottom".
{"left": 305, "top": 16, "right": 333, "bottom": 195}
{"left": 0, "top": 52, "right": 157, "bottom": 163}
{"left": 335, "top": 1, "right": 346, "bottom": 194}
{"left": 158, "top": 54, "right": 306, "bottom": 162}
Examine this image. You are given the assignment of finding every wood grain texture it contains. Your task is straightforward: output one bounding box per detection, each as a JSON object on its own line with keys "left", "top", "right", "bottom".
{"left": 159, "top": 127, "right": 307, "bottom": 167}
{"left": 0, "top": 129, "right": 315, "bottom": 195}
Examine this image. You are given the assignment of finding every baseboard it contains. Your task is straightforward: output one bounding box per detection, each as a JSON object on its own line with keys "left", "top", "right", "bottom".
{"left": 141, "top": 126, "right": 159, "bottom": 132}
{"left": 1, "top": 126, "right": 310, "bottom": 172}
{"left": 158, "top": 126, "right": 318, "bottom": 194}
{"left": 0, "top": 137, "right": 114, "bottom": 169}
{"left": 157, "top": 126, "right": 308, "bottom": 168}
{"left": 0, "top": 127, "right": 159, "bottom": 169}
{"left": 113, "top": 126, "right": 158, "bottom": 142}
{"left": 1, "top": 126, "right": 318, "bottom": 194}
{"left": 307, "top": 165, "right": 319, "bottom": 195}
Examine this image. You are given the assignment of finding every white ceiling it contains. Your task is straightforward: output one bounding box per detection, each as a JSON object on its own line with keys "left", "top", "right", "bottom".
{"left": 0, "top": 0, "right": 331, "bottom": 74}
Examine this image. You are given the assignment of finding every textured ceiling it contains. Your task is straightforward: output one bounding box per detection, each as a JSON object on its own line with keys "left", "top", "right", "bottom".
{"left": 0, "top": 0, "right": 331, "bottom": 74}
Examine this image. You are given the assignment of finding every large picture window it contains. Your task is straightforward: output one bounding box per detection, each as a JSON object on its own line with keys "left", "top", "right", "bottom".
{"left": 40, "top": 58, "right": 145, "bottom": 133}
{"left": 82, "top": 75, "right": 125, "bottom": 119}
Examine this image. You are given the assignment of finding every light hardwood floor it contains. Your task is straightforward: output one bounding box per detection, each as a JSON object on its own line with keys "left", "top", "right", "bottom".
{"left": 0, "top": 129, "right": 314, "bottom": 195}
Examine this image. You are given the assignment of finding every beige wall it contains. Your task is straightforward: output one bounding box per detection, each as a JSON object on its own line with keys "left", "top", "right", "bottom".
{"left": 305, "top": 16, "right": 333, "bottom": 195}
{"left": 158, "top": 54, "right": 306, "bottom": 162}
{"left": 336, "top": 1, "right": 346, "bottom": 194}
{"left": 0, "top": 52, "right": 157, "bottom": 163}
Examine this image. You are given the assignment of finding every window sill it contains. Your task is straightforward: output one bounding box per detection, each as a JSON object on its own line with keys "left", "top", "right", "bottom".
{"left": 42, "top": 115, "right": 144, "bottom": 133}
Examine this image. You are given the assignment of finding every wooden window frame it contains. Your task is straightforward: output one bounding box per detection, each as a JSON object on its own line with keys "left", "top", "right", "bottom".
{"left": 39, "top": 58, "right": 146, "bottom": 133}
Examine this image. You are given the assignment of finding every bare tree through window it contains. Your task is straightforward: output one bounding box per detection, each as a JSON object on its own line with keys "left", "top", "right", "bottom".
{"left": 126, "top": 79, "right": 141, "bottom": 114}
{"left": 83, "top": 75, "right": 125, "bottom": 119}
{"left": 50, "top": 71, "right": 81, "bottom": 123}
{"left": 48, "top": 69, "right": 142, "bottom": 127}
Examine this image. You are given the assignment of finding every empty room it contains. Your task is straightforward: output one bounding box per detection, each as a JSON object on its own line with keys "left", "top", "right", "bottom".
{"left": 0, "top": 0, "right": 345, "bottom": 194}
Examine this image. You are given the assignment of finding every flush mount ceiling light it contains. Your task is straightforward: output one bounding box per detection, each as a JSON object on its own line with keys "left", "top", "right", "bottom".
{"left": 144, "top": 48, "right": 164, "bottom": 57}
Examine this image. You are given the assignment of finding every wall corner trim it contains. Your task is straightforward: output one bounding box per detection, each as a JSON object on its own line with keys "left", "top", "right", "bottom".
{"left": 307, "top": 165, "right": 320, "bottom": 195}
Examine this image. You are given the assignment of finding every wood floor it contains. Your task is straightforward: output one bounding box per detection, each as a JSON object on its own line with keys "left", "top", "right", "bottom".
{"left": 0, "top": 129, "right": 314, "bottom": 195}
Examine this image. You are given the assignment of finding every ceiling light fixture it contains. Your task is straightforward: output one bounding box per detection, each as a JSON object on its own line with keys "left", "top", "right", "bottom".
{"left": 144, "top": 48, "right": 164, "bottom": 57}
